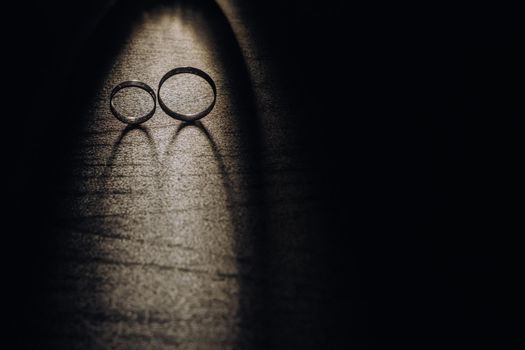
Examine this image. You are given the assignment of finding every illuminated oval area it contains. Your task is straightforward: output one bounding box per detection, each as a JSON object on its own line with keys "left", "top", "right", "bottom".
{"left": 51, "top": 1, "right": 262, "bottom": 348}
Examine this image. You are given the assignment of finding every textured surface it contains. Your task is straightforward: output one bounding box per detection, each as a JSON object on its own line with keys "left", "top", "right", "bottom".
{"left": 10, "top": 1, "right": 523, "bottom": 349}
{"left": 37, "top": 1, "right": 324, "bottom": 349}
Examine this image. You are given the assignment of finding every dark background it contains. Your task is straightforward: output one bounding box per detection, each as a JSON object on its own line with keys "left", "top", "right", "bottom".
{"left": 3, "top": 0, "right": 524, "bottom": 348}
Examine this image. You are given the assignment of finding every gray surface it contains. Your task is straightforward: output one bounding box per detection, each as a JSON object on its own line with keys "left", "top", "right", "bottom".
{"left": 41, "top": 1, "right": 325, "bottom": 348}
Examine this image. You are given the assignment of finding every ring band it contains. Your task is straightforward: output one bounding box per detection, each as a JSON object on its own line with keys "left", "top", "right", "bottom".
{"left": 110, "top": 80, "right": 156, "bottom": 125}
{"left": 158, "top": 67, "right": 217, "bottom": 122}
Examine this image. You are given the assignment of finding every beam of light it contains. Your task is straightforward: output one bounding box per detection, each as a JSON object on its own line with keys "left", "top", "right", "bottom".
{"left": 53, "top": 1, "right": 257, "bottom": 347}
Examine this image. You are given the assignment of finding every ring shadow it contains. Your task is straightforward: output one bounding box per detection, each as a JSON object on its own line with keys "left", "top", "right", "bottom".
{"left": 164, "top": 120, "right": 233, "bottom": 204}
{"left": 105, "top": 125, "right": 159, "bottom": 170}
{"left": 104, "top": 123, "right": 161, "bottom": 192}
